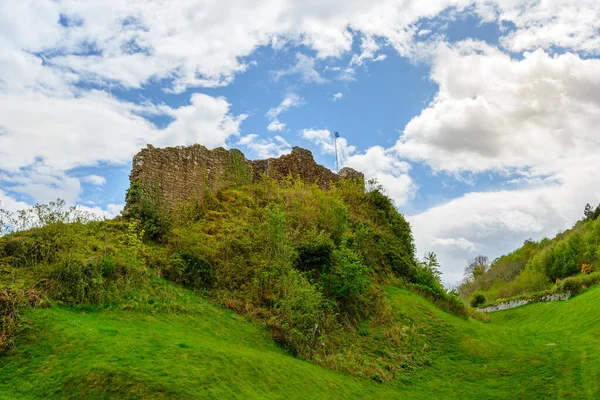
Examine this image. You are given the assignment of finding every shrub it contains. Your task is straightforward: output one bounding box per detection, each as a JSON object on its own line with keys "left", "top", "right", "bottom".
{"left": 269, "top": 269, "right": 335, "bottom": 357}
{"left": 50, "top": 254, "right": 145, "bottom": 304}
{"left": 582, "top": 263, "right": 594, "bottom": 275}
{"left": 167, "top": 251, "right": 214, "bottom": 290}
{"left": 469, "top": 291, "right": 486, "bottom": 307}
{"left": 51, "top": 258, "right": 106, "bottom": 304}
{"left": 322, "top": 246, "right": 371, "bottom": 317}
{"left": 1, "top": 233, "right": 61, "bottom": 268}
{"left": 139, "top": 199, "right": 171, "bottom": 241}
{"left": 559, "top": 272, "right": 600, "bottom": 295}
{"left": 1, "top": 288, "right": 43, "bottom": 352}
{"left": 294, "top": 241, "right": 333, "bottom": 274}
{"left": 125, "top": 181, "right": 171, "bottom": 241}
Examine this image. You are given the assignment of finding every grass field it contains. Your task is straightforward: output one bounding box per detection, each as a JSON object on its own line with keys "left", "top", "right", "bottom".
{"left": 1, "top": 283, "right": 599, "bottom": 399}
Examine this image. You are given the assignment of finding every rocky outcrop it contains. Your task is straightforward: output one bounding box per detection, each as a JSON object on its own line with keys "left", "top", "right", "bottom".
{"left": 124, "top": 144, "right": 364, "bottom": 213}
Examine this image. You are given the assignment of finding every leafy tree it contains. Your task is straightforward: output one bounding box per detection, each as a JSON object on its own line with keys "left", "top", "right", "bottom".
{"left": 584, "top": 203, "right": 594, "bottom": 220}
{"left": 583, "top": 203, "right": 600, "bottom": 221}
{"left": 424, "top": 252, "right": 441, "bottom": 282}
{"left": 464, "top": 255, "right": 489, "bottom": 280}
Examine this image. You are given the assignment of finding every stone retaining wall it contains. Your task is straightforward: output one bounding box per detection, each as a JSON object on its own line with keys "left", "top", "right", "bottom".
{"left": 478, "top": 292, "right": 571, "bottom": 313}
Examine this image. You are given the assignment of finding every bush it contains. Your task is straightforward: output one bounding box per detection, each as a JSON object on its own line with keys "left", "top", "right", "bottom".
{"left": 294, "top": 242, "right": 333, "bottom": 274}
{"left": 51, "top": 258, "right": 111, "bottom": 304}
{"left": 167, "top": 251, "right": 214, "bottom": 290}
{"left": 1, "top": 233, "right": 61, "bottom": 268}
{"left": 50, "top": 254, "right": 144, "bottom": 304}
{"left": 269, "top": 269, "right": 336, "bottom": 357}
{"left": 559, "top": 272, "right": 600, "bottom": 295}
{"left": 322, "top": 246, "right": 371, "bottom": 317}
{"left": 469, "top": 291, "right": 486, "bottom": 307}
{"left": 582, "top": 263, "right": 594, "bottom": 275}
{"left": 1, "top": 288, "right": 44, "bottom": 352}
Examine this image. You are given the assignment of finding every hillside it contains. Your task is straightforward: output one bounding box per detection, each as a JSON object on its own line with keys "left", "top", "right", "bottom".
{"left": 2, "top": 282, "right": 600, "bottom": 398}
{"left": 459, "top": 206, "right": 600, "bottom": 304}
{"left": 1, "top": 146, "right": 600, "bottom": 398}
{"left": 0, "top": 147, "right": 462, "bottom": 387}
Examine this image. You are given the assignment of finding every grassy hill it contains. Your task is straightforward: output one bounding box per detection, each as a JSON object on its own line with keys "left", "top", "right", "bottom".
{"left": 460, "top": 207, "right": 600, "bottom": 304}
{"left": 1, "top": 179, "right": 600, "bottom": 398}
{"left": 2, "top": 283, "right": 599, "bottom": 398}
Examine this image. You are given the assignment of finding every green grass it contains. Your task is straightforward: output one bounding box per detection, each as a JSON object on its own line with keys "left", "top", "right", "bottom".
{"left": 2, "top": 282, "right": 600, "bottom": 399}
{"left": 0, "top": 287, "right": 398, "bottom": 399}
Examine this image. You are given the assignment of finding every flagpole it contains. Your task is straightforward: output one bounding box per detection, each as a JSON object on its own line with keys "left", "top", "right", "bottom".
{"left": 334, "top": 131, "right": 339, "bottom": 173}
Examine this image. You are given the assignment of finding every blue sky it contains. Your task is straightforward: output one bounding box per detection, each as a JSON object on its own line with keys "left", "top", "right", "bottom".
{"left": 1, "top": 0, "right": 600, "bottom": 283}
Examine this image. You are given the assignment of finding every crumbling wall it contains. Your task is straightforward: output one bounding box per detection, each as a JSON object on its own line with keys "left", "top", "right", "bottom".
{"left": 124, "top": 144, "right": 364, "bottom": 213}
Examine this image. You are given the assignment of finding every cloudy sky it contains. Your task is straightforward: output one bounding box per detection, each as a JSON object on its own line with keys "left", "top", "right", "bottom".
{"left": 1, "top": 1, "right": 600, "bottom": 283}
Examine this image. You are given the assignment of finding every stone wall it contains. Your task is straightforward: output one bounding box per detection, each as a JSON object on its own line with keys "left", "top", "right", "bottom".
{"left": 477, "top": 292, "right": 571, "bottom": 313}
{"left": 125, "top": 144, "right": 364, "bottom": 213}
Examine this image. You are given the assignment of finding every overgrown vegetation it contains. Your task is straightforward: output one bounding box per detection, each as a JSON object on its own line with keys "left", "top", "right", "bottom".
{"left": 460, "top": 202, "right": 600, "bottom": 303}
{"left": 0, "top": 177, "right": 471, "bottom": 382}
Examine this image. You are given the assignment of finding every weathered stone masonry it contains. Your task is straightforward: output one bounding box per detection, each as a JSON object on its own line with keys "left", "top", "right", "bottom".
{"left": 125, "top": 143, "right": 364, "bottom": 212}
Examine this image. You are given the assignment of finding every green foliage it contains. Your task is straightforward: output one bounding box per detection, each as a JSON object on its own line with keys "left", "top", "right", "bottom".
{"left": 469, "top": 291, "right": 486, "bottom": 307}
{"left": 0, "top": 232, "right": 62, "bottom": 268}
{"left": 0, "top": 176, "right": 425, "bottom": 382}
{"left": 50, "top": 253, "right": 146, "bottom": 305}
{"left": 460, "top": 213, "right": 600, "bottom": 302}
{"left": 270, "top": 269, "right": 333, "bottom": 357}
{"left": 125, "top": 181, "right": 171, "bottom": 241}
{"left": 0, "top": 287, "right": 42, "bottom": 351}
{"left": 583, "top": 202, "right": 600, "bottom": 221}
{"left": 322, "top": 246, "right": 371, "bottom": 314}
{"left": 265, "top": 203, "right": 289, "bottom": 264}
{"left": 412, "top": 252, "right": 443, "bottom": 293}
{"left": 559, "top": 271, "right": 600, "bottom": 295}
{"left": 294, "top": 241, "right": 333, "bottom": 274}
{"left": 166, "top": 251, "right": 214, "bottom": 290}
{"left": 227, "top": 150, "right": 253, "bottom": 184}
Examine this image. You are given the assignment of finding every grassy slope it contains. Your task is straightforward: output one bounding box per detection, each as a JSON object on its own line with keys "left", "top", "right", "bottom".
{"left": 2, "top": 283, "right": 599, "bottom": 399}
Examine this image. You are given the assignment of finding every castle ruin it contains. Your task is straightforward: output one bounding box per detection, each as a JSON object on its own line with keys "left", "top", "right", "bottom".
{"left": 124, "top": 144, "right": 364, "bottom": 213}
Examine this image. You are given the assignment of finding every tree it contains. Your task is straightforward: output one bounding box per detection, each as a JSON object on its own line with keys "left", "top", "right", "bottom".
{"left": 584, "top": 203, "right": 593, "bottom": 220}
{"left": 464, "top": 255, "right": 489, "bottom": 280}
{"left": 584, "top": 203, "right": 600, "bottom": 221}
{"left": 424, "top": 251, "right": 441, "bottom": 283}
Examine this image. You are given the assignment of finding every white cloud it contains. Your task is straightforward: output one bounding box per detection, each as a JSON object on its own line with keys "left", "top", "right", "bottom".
{"left": 332, "top": 92, "right": 343, "bottom": 101}
{"left": 350, "top": 36, "right": 381, "bottom": 66}
{"left": 0, "top": 189, "right": 30, "bottom": 214}
{"left": 106, "top": 203, "right": 125, "bottom": 217}
{"left": 267, "top": 120, "right": 287, "bottom": 132}
{"left": 302, "top": 130, "right": 415, "bottom": 206}
{"left": 345, "top": 146, "right": 416, "bottom": 207}
{"left": 82, "top": 175, "right": 107, "bottom": 186}
{"left": 491, "top": 0, "right": 600, "bottom": 55}
{"left": 237, "top": 134, "right": 291, "bottom": 159}
{"left": 397, "top": 41, "right": 600, "bottom": 175}
{"left": 156, "top": 93, "right": 247, "bottom": 149}
{"left": 273, "top": 54, "right": 327, "bottom": 84}
{"left": 266, "top": 94, "right": 304, "bottom": 132}
{"left": 2, "top": 0, "right": 596, "bottom": 96}
{"left": 0, "top": 91, "right": 244, "bottom": 173}
{"left": 409, "top": 155, "right": 600, "bottom": 284}
{"left": 266, "top": 94, "right": 304, "bottom": 120}
{"left": 392, "top": 39, "right": 600, "bottom": 283}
